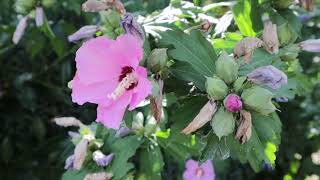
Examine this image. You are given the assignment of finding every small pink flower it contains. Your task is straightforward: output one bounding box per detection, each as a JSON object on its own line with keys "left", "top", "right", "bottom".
{"left": 224, "top": 94, "right": 242, "bottom": 112}
{"left": 183, "top": 160, "right": 215, "bottom": 180}
{"left": 71, "top": 34, "right": 152, "bottom": 129}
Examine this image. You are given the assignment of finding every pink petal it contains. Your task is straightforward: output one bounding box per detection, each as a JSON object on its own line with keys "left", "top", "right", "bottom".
{"left": 183, "top": 160, "right": 198, "bottom": 180}
{"left": 201, "top": 161, "right": 215, "bottom": 180}
{"left": 128, "top": 67, "right": 152, "bottom": 110}
{"left": 96, "top": 93, "right": 132, "bottom": 129}
{"left": 75, "top": 36, "right": 122, "bottom": 85}
{"left": 71, "top": 74, "right": 118, "bottom": 105}
{"left": 109, "top": 34, "right": 143, "bottom": 68}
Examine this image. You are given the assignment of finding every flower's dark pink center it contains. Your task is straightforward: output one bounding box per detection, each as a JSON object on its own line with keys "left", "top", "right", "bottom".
{"left": 119, "top": 66, "right": 138, "bottom": 90}
{"left": 107, "top": 66, "right": 138, "bottom": 100}
{"left": 195, "top": 168, "right": 204, "bottom": 177}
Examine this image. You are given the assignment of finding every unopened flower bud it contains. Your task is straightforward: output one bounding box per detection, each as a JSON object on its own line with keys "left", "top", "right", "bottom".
{"left": 73, "top": 139, "right": 88, "bottom": 170}
{"left": 224, "top": 94, "right": 242, "bottom": 113}
{"left": 182, "top": 100, "right": 217, "bottom": 134}
{"left": 147, "top": 49, "right": 168, "bottom": 73}
{"left": 115, "top": 127, "right": 132, "bottom": 138}
{"left": 216, "top": 51, "right": 239, "bottom": 84}
{"left": 121, "top": 13, "right": 145, "bottom": 45}
{"left": 233, "top": 76, "right": 247, "bottom": 92}
{"left": 12, "top": 16, "right": 29, "bottom": 44}
{"left": 247, "top": 65, "right": 287, "bottom": 90}
{"left": 277, "top": 22, "right": 297, "bottom": 46}
{"left": 241, "top": 86, "right": 276, "bottom": 115}
{"left": 211, "top": 108, "right": 235, "bottom": 139}
{"left": 234, "top": 37, "right": 263, "bottom": 63}
{"left": 299, "top": 39, "right": 320, "bottom": 52}
{"left": 68, "top": 25, "right": 99, "bottom": 43}
{"left": 84, "top": 172, "right": 113, "bottom": 180}
{"left": 262, "top": 20, "right": 279, "bottom": 54}
{"left": 206, "top": 77, "right": 228, "bottom": 100}
{"left": 64, "top": 154, "right": 75, "bottom": 170}
{"left": 235, "top": 110, "right": 252, "bottom": 144}
{"left": 299, "top": 0, "right": 315, "bottom": 11}
{"left": 35, "top": 6, "right": 44, "bottom": 27}
{"left": 93, "top": 150, "right": 113, "bottom": 167}
{"left": 82, "top": 0, "right": 109, "bottom": 12}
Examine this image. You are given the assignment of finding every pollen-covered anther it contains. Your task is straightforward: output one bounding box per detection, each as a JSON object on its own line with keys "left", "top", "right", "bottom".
{"left": 107, "top": 72, "right": 138, "bottom": 100}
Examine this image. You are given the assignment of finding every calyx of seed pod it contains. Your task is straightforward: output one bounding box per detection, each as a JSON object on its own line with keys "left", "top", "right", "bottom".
{"left": 234, "top": 37, "right": 263, "bottom": 63}
{"left": 215, "top": 51, "right": 239, "bottom": 84}
{"left": 206, "top": 76, "right": 228, "bottom": 100}
{"left": 235, "top": 110, "right": 252, "bottom": 144}
{"left": 182, "top": 100, "right": 217, "bottom": 134}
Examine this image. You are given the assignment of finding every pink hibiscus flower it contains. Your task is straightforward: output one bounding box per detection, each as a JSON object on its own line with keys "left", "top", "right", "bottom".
{"left": 71, "top": 34, "right": 152, "bottom": 129}
{"left": 183, "top": 160, "right": 215, "bottom": 180}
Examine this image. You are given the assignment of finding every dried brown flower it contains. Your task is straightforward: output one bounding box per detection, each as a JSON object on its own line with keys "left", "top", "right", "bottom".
{"left": 235, "top": 110, "right": 252, "bottom": 144}
{"left": 150, "top": 79, "right": 163, "bottom": 123}
{"left": 182, "top": 100, "right": 217, "bottom": 135}
{"left": 84, "top": 172, "right": 113, "bottom": 180}
{"left": 73, "top": 139, "right": 88, "bottom": 170}
{"left": 262, "top": 21, "right": 279, "bottom": 54}
{"left": 299, "top": 0, "right": 315, "bottom": 11}
{"left": 234, "top": 37, "right": 263, "bottom": 63}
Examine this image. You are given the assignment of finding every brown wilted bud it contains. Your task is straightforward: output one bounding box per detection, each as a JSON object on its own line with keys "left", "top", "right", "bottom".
{"left": 150, "top": 79, "right": 163, "bottom": 123}
{"left": 235, "top": 110, "right": 252, "bottom": 144}
{"left": 73, "top": 139, "right": 88, "bottom": 170}
{"left": 299, "top": 0, "right": 315, "bottom": 11}
{"left": 82, "top": 0, "right": 109, "bottom": 12}
{"left": 234, "top": 37, "right": 263, "bottom": 64}
{"left": 53, "top": 117, "right": 83, "bottom": 127}
{"left": 84, "top": 172, "right": 113, "bottom": 180}
{"left": 182, "top": 100, "right": 217, "bottom": 135}
{"left": 262, "top": 21, "right": 279, "bottom": 54}
{"left": 198, "top": 19, "right": 213, "bottom": 34}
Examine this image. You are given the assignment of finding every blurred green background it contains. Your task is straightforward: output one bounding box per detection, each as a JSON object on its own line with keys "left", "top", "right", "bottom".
{"left": 0, "top": 0, "right": 319, "bottom": 179}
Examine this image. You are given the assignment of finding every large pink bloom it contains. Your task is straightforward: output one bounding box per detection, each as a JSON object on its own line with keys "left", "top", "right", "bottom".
{"left": 71, "top": 34, "right": 152, "bottom": 129}
{"left": 183, "top": 160, "right": 215, "bottom": 180}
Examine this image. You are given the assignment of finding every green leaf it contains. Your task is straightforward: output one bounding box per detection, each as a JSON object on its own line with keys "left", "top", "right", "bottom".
{"left": 109, "top": 135, "right": 143, "bottom": 180}
{"left": 170, "top": 62, "right": 206, "bottom": 90}
{"left": 211, "top": 108, "right": 235, "bottom": 139}
{"left": 232, "top": 0, "right": 257, "bottom": 37}
{"left": 139, "top": 144, "right": 164, "bottom": 180}
{"left": 159, "top": 30, "right": 217, "bottom": 78}
{"left": 227, "top": 112, "right": 282, "bottom": 172}
{"left": 201, "top": 132, "right": 230, "bottom": 161}
{"left": 62, "top": 170, "right": 87, "bottom": 180}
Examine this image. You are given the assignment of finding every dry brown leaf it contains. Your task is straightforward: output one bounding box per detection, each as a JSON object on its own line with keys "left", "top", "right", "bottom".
{"left": 235, "top": 110, "right": 252, "bottom": 144}
{"left": 234, "top": 37, "right": 263, "bottom": 64}
{"left": 182, "top": 100, "right": 217, "bottom": 135}
{"left": 150, "top": 79, "right": 163, "bottom": 123}
{"left": 262, "top": 21, "right": 279, "bottom": 54}
{"left": 74, "top": 139, "right": 88, "bottom": 170}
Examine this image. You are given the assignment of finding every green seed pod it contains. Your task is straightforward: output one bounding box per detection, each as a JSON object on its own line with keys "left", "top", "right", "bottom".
{"left": 215, "top": 51, "right": 239, "bottom": 84}
{"left": 100, "top": 10, "right": 121, "bottom": 29}
{"left": 233, "top": 76, "right": 247, "bottom": 93}
{"left": 206, "top": 76, "right": 229, "bottom": 100}
{"left": 241, "top": 86, "right": 276, "bottom": 115}
{"left": 147, "top": 48, "right": 168, "bottom": 73}
{"left": 279, "top": 44, "right": 300, "bottom": 61}
{"left": 211, "top": 108, "right": 235, "bottom": 140}
{"left": 41, "top": 0, "right": 56, "bottom": 8}
{"left": 277, "top": 23, "right": 298, "bottom": 46}
{"left": 14, "top": 0, "right": 36, "bottom": 14}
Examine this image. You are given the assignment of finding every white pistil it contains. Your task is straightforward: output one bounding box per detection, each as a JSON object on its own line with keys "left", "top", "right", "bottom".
{"left": 107, "top": 72, "right": 138, "bottom": 100}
